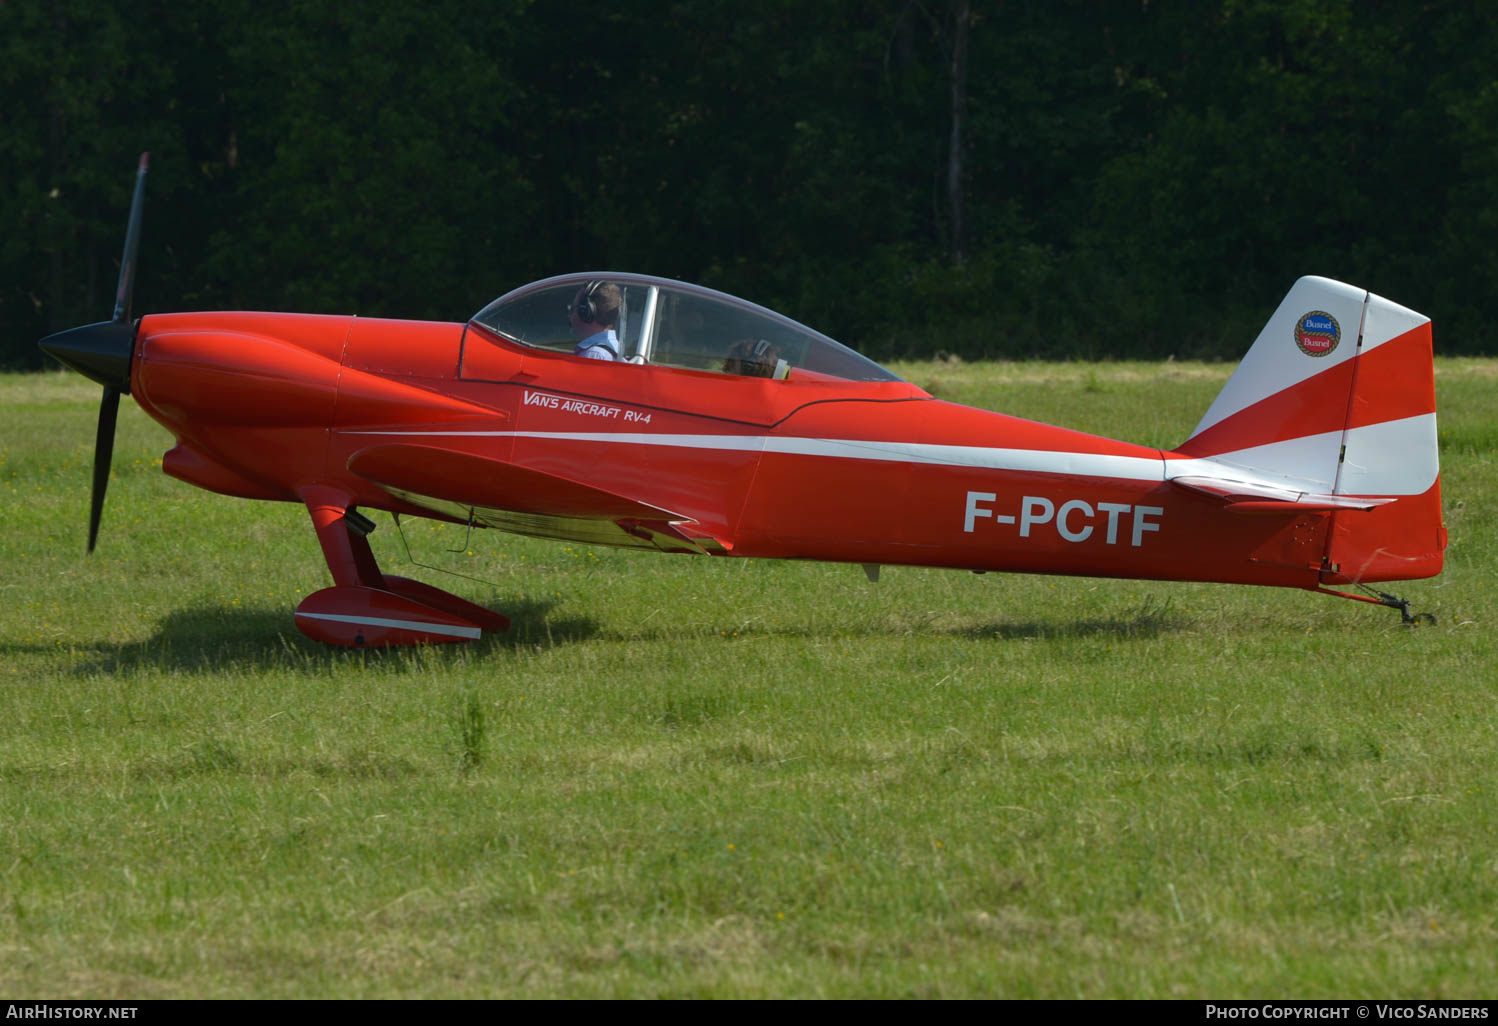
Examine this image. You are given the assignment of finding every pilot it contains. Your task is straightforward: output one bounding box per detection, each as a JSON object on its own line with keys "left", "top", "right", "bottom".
{"left": 723, "top": 337, "right": 779, "bottom": 378}
{"left": 569, "top": 280, "right": 623, "bottom": 361}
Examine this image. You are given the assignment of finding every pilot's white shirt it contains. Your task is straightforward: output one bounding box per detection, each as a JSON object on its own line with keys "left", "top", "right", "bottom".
{"left": 574, "top": 329, "right": 620, "bottom": 361}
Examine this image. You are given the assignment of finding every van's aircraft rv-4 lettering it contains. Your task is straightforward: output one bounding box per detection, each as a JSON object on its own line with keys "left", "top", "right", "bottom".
{"left": 41, "top": 156, "right": 1445, "bottom": 646}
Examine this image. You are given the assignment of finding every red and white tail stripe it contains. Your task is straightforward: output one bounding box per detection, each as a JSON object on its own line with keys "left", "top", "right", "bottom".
{"left": 1174, "top": 276, "right": 1443, "bottom": 583}
{"left": 1175, "top": 276, "right": 1437, "bottom": 498}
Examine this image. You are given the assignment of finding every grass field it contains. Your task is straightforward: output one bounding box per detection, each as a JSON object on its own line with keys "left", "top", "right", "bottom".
{"left": 2, "top": 360, "right": 1495, "bottom": 998}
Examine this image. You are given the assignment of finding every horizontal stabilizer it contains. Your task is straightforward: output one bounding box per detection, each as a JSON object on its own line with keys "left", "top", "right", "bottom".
{"left": 1170, "top": 474, "right": 1392, "bottom": 513}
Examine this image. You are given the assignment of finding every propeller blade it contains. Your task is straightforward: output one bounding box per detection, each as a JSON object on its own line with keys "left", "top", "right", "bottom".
{"left": 88, "top": 387, "right": 121, "bottom": 554}
{"left": 111, "top": 152, "right": 149, "bottom": 324}
{"left": 40, "top": 155, "right": 150, "bottom": 554}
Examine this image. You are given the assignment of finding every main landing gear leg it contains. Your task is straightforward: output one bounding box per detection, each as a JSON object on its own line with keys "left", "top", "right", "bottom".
{"left": 1317, "top": 585, "right": 1437, "bottom": 626}
{"left": 293, "top": 485, "right": 509, "bottom": 647}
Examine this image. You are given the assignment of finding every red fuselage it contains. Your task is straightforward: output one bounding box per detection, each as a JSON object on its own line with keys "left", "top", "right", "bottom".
{"left": 130, "top": 310, "right": 1356, "bottom": 592}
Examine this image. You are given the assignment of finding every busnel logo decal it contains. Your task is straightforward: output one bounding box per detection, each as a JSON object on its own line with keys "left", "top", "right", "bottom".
{"left": 1294, "top": 311, "right": 1340, "bottom": 357}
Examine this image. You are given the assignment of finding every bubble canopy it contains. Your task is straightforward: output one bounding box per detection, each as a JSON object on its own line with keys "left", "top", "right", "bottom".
{"left": 470, "top": 273, "right": 900, "bottom": 383}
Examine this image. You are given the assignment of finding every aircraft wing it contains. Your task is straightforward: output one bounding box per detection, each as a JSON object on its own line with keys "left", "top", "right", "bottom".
{"left": 347, "top": 443, "right": 725, "bottom": 554}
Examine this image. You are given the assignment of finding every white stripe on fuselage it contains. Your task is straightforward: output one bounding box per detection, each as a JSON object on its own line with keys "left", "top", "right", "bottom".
{"left": 342, "top": 418, "right": 1435, "bottom": 496}
{"left": 344, "top": 430, "right": 1166, "bottom": 481}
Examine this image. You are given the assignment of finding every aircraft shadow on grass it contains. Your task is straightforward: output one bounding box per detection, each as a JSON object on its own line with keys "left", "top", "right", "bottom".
{"left": 950, "top": 599, "right": 1186, "bottom": 642}
{"left": 28, "top": 595, "right": 1185, "bottom": 678}
{"left": 549, "top": 595, "right": 1188, "bottom": 645}
{"left": 57, "top": 597, "right": 598, "bottom": 676}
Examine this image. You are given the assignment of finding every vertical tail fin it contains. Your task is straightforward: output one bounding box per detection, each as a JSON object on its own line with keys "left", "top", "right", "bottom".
{"left": 1173, "top": 276, "right": 1445, "bottom": 583}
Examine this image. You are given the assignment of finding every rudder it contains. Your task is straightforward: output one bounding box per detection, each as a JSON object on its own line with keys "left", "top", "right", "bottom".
{"left": 1174, "top": 277, "right": 1444, "bottom": 584}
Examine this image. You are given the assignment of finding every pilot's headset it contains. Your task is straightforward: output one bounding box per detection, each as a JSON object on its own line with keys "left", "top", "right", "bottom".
{"left": 574, "top": 280, "right": 604, "bottom": 324}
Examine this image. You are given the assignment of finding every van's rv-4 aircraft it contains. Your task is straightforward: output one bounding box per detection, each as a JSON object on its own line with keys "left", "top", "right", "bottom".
{"left": 40, "top": 156, "right": 1445, "bottom": 647}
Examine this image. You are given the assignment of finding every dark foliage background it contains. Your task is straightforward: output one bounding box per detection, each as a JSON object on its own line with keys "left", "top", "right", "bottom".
{"left": 7, "top": 0, "right": 1496, "bottom": 368}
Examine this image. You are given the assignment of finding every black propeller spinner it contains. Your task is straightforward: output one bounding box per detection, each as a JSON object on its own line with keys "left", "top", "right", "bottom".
{"left": 38, "top": 153, "right": 149, "bottom": 553}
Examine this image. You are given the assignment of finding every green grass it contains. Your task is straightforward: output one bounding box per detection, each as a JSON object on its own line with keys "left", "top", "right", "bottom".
{"left": 2, "top": 361, "right": 1495, "bottom": 997}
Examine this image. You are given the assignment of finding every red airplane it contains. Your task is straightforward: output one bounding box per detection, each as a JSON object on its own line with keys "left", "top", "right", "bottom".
{"left": 41, "top": 156, "right": 1445, "bottom": 646}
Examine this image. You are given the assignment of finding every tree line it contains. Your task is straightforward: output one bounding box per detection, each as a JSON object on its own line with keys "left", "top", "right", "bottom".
{"left": 7, "top": 0, "right": 1497, "bottom": 369}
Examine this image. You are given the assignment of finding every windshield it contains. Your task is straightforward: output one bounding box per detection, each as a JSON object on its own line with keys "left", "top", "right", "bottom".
{"left": 471, "top": 273, "right": 901, "bottom": 383}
